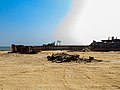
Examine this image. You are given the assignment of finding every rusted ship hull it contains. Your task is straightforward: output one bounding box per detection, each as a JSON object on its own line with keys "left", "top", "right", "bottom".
{"left": 11, "top": 44, "right": 88, "bottom": 54}
{"left": 90, "top": 37, "right": 120, "bottom": 51}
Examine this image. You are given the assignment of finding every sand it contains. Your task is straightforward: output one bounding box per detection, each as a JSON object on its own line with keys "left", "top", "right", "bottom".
{"left": 0, "top": 51, "right": 120, "bottom": 90}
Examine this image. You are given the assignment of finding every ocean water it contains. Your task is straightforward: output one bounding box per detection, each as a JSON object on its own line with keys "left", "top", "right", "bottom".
{"left": 0, "top": 46, "right": 11, "bottom": 51}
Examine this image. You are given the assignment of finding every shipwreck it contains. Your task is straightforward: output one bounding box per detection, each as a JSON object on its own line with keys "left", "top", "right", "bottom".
{"left": 11, "top": 37, "right": 120, "bottom": 54}
{"left": 90, "top": 37, "right": 120, "bottom": 51}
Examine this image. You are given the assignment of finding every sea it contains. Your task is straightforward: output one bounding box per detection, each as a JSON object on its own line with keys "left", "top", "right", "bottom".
{"left": 0, "top": 46, "right": 11, "bottom": 51}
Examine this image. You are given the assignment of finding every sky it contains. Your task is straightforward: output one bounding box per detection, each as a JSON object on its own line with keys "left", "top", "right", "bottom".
{"left": 0, "top": 0, "right": 72, "bottom": 45}
{"left": 56, "top": 0, "right": 120, "bottom": 45}
{"left": 1, "top": 0, "right": 120, "bottom": 46}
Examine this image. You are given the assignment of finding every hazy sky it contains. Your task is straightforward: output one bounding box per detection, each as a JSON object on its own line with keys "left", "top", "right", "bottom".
{"left": 1, "top": 0, "right": 120, "bottom": 45}
{"left": 56, "top": 0, "right": 120, "bottom": 45}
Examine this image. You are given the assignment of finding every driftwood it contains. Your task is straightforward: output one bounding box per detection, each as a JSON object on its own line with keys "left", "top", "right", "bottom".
{"left": 47, "top": 53, "right": 102, "bottom": 63}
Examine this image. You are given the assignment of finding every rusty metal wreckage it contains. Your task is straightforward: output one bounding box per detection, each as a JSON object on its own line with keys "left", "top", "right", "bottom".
{"left": 11, "top": 37, "right": 120, "bottom": 54}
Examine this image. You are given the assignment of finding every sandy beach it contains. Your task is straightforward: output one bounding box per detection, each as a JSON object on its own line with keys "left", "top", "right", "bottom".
{"left": 0, "top": 51, "right": 120, "bottom": 90}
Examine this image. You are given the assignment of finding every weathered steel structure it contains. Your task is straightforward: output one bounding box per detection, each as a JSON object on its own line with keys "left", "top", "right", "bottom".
{"left": 11, "top": 37, "right": 120, "bottom": 54}
{"left": 11, "top": 44, "right": 40, "bottom": 54}
{"left": 11, "top": 44, "right": 88, "bottom": 54}
{"left": 90, "top": 37, "right": 120, "bottom": 51}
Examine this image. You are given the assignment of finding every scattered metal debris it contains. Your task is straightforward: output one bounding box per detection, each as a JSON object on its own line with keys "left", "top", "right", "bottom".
{"left": 47, "top": 53, "right": 79, "bottom": 63}
{"left": 47, "top": 53, "right": 102, "bottom": 63}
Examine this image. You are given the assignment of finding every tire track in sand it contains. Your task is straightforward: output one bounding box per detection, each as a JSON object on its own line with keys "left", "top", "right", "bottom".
{"left": 63, "top": 66, "right": 73, "bottom": 90}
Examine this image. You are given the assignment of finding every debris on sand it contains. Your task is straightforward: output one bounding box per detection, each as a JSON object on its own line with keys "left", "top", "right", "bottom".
{"left": 47, "top": 53, "right": 102, "bottom": 63}
{"left": 47, "top": 53, "right": 79, "bottom": 63}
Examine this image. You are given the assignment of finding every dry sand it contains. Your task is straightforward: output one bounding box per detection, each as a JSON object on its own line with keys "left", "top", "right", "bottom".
{"left": 0, "top": 51, "right": 120, "bottom": 90}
